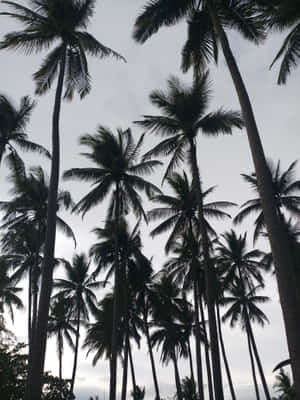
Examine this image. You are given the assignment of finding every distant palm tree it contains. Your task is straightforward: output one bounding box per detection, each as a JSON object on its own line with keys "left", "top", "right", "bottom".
{"left": 234, "top": 160, "right": 300, "bottom": 243}
{"left": 273, "top": 369, "right": 295, "bottom": 400}
{"left": 47, "top": 298, "right": 76, "bottom": 380}
{"left": 0, "top": 2, "right": 124, "bottom": 396}
{"left": 64, "top": 126, "right": 161, "bottom": 400}
{"left": 0, "top": 256, "right": 24, "bottom": 324}
{"left": 53, "top": 253, "right": 102, "bottom": 395}
{"left": 222, "top": 283, "right": 271, "bottom": 400}
{"left": 0, "top": 94, "right": 49, "bottom": 167}
{"left": 133, "top": 2, "right": 300, "bottom": 394}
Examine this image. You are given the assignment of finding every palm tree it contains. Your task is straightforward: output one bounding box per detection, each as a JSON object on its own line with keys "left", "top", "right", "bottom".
{"left": 64, "top": 126, "right": 161, "bottom": 400}
{"left": 0, "top": 2, "right": 124, "bottom": 397}
{"left": 133, "top": 2, "right": 300, "bottom": 393}
{"left": 234, "top": 160, "right": 300, "bottom": 243}
{"left": 0, "top": 94, "right": 49, "bottom": 167}
{"left": 148, "top": 170, "right": 235, "bottom": 399}
{"left": 222, "top": 283, "right": 271, "bottom": 400}
{"left": 0, "top": 256, "right": 24, "bottom": 324}
{"left": 53, "top": 253, "right": 102, "bottom": 396}
{"left": 47, "top": 298, "right": 76, "bottom": 380}
{"left": 273, "top": 369, "right": 295, "bottom": 400}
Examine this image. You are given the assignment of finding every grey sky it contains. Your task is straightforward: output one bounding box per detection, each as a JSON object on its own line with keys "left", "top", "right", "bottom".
{"left": 1, "top": 1, "right": 300, "bottom": 400}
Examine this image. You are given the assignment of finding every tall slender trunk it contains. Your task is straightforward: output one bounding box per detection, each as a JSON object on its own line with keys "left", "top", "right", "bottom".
{"left": 172, "top": 350, "right": 183, "bottom": 400}
{"left": 208, "top": 4, "right": 300, "bottom": 395}
{"left": 189, "top": 138, "right": 224, "bottom": 400}
{"left": 216, "top": 304, "right": 236, "bottom": 400}
{"left": 143, "top": 309, "right": 161, "bottom": 400}
{"left": 187, "top": 338, "right": 196, "bottom": 395}
{"left": 24, "top": 47, "right": 66, "bottom": 400}
{"left": 28, "top": 265, "right": 32, "bottom": 350}
{"left": 129, "top": 341, "right": 137, "bottom": 397}
{"left": 121, "top": 321, "right": 129, "bottom": 400}
{"left": 110, "top": 181, "right": 121, "bottom": 400}
{"left": 246, "top": 324, "right": 260, "bottom": 400}
{"left": 245, "top": 311, "right": 271, "bottom": 400}
{"left": 58, "top": 330, "right": 63, "bottom": 381}
{"left": 31, "top": 245, "right": 40, "bottom": 345}
{"left": 199, "top": 295, "right": 214, "bottom": 400}
{"left": 192, "top": 277, "right": 205, "bottom": 400}
{"left": 70, "top": 305, "right": 81, "bottom": 395}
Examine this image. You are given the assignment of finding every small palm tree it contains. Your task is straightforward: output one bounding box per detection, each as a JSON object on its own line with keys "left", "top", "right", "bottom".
{"left": 273, "top": 369, "right": 295, "bottom": 400}
{"left": 0, "top": 2, "right": 124, "bottom": 396}
{"left": 0, "top": 94, "right": 50, "bottom": 167}
{"left": 222, "top": 283, "right": 271, "bottom": 400}
{"left": 47, "top": 298, "right": 76, "bottom": 380}
{"left": 53, "top": 253, "right": 102, "bottom": 395}
{"left": 234, "top": 160, "right": 300, "bottom": 243}
{"left": 64, "top": 126, "right": 161, "bottom": 400}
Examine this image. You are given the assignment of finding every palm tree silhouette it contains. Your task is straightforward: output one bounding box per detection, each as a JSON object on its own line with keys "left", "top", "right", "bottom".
{"left": 64, "top": 126, "right": 161, "bottom": 400}
{"left": 234, "top": 160, "right": 300, "bottom": 243}
{"left": 0, "top": 2, "right": 124, "bottom": 396}
{"left": 0, "top": 94, "right": 49, "bottom": 168}
{"left": 133, "top": 2, "right": 300, "bottom": 392}
{"left": 53, "top": 253, "right": 102, "bottom": 396}
{"left": 47, "top": 297, "right": 76, "bottom": 380}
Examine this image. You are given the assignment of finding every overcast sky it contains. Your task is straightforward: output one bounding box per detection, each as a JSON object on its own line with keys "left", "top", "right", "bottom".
{"left": 1, "top": 1, "right": 300, "bottom": 400}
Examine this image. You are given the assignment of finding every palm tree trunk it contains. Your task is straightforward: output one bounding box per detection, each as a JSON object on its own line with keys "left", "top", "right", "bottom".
{"left": 199, "top": 294, "right": 214, "bottom": 400}
{"left": 70, "top": 306, "right": 81, "bottom": 395}
{"left": 192, "top": 276, "right": 205, "bottom": 400}
{"left": 172, "top": 350, "right": 183, "bottom": 400}
{"left": 187, "top": 338, "right": 196, "bottom": 395}
{"left": 110, "top": 181, "right": 121, "bottom": 400}
{"left": 129, "top": 341, "right": 137, "bottom": 397}
{"left": 143, "top": 309, "right": 161, "bottom": 400}
{"left": 207, "top": 4, "right": 300, "bottom": 395}
{"left": 28, "top": 265, "right": 32, "bottom": 350}
{"left": 58, "top": 330, "right": 63, "bottom": 380}
{"left": 189, "top": 138, "right": 224, "bottom": 400}
{"left": 246, "top": 324, "right": 260, "bottom": 400}
{"left": 245, "top": 311, "right": 271, "bottom": 400}
{"left": 24, "top": 47, "right": 66, "bottom": 400}
{"left": 216, "top": 304, "right": 236, "bottom": 400}
{"left": 121, "top": 323, "right": 129, "bottom": 400}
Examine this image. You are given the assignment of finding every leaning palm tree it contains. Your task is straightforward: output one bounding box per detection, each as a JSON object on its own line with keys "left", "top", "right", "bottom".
{"left": 222, "top": 283, "right": 271, "bottom": 400}
{"left": 47, "top": 298, "right": 76, "bottom": 380}
{"left": 64, "top": 126, "right": 161, "bottom": 400}
{"left": 0, "top": 2, "right": 124, "bottom": 397}
{"left": 53, "top": 253, "right": 102, "bottom": 396}
{"left": 234, "top": 160, "right": 300, "bottom": 243}
{"left": 0, "top": 94, "right": 49, "bottom": 167}
{"left": 133, "top": 2, "right": 300, "bottom": 394}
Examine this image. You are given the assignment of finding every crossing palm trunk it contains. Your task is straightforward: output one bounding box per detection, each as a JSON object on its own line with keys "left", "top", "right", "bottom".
{"left": 245, "top": 310, "right": 271, "bottom": 400}
{"left": 216, "top": 304, "right": 236, "bottom": 400}
{"left": 246, "top": 325, "right": 261, "bottom": 400}
{"left": 187, "top": 338, "right": 197, "bottom": 396}
{"left": 199, "top": 295, "right": 214, "bottom": 400}
{"left": 208, "top": 3, "right": 300, "bottom": 395}
{"left": 143, "top": 308, "right": 161, "bottom": 400}
{"left": 110, "top": 182, "right": 121, "bottom": 400}
{"left": 189, "top": 138, "right": 224, "bottom": 400}
{"left": 70, "top": 306, "right": 81, "bottom": 395}
{"left": 24, "top": 46, "right": 66, "bottom": 400}
{"left": 129, "top": 341, "right": 137, "bottom": 397}
{"left": 172, "top": 350, "right": 183, "bottom": 400}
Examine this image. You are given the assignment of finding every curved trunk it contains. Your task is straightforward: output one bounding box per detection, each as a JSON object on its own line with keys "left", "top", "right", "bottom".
{"left": 24, "top": 47, "right": 66, "bottom": 400}
{"left": 70, "top": 305, "right": 81, "bottom": 395}
{"left": 192, "top": 277, "right": 205, "bottom": 400}
{"left": 143, "top": 308, "right": 161, "bottom": 400}
{"left": 208, "top": 4, "right": 300, "bottom": 395}
{"left": 199, "top": 294, "right": 214, "bottom": 400}
{"left": 129, "top": 341, "right": 137, "bottom": 397}
{"left": 110, "top": 181, "right": 121, "bottom": 400}
{"left": 246, "top": 324, "right": 261, "bottom": 400}
{"left": 245, "top": 311, "right": 271, "bottom": 400}
{"left": 189, "top": 138, "right": 224, "bottom": 400}
{"left": 172, "top": 350, "right": 183, "bottom": 400}
{"left": 187, "top": 338, "right": 196, "bottom": 396}
{"left": 216, "top": 304, "right": 236, "bottom": 400}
